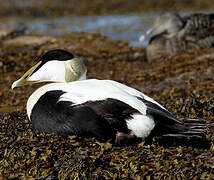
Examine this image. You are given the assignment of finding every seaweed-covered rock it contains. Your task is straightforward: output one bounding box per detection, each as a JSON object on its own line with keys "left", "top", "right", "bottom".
{"left": 3, "top": 35, "right": 56, "bottom": 47}
{"left": 0, "top": 33, "right": 213, "bottom": 179}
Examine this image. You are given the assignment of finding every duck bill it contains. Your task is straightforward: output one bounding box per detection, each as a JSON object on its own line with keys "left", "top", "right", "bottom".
{"left": 139, "top": 28, "right": 154, "bottom": 43}
{"left": 11, "top": 61, "right": 42, "bottom": 89}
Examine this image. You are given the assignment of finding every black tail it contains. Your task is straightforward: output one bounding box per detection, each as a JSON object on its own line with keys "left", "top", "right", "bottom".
{"left": 151, "top": 119, "right": 211, "bottom": 148}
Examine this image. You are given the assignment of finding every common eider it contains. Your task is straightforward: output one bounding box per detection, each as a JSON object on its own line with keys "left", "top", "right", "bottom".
{"left": 12, "top": 49, "right": 208, "bottom": 145}
{"left": 139, "top": 12, "right": 214, "bottom": 62}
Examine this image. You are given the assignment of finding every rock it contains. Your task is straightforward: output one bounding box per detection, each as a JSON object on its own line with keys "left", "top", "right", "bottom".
{"left": 0, "top": 25, "right": 27, "bottom": 39}
{"left": 3, "top": 35, "right": 56, "bottom": 46}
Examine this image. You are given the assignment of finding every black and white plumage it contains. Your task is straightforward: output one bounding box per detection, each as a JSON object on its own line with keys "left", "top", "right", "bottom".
{"left": 12, "top": 49, "right": 208, "bottom": 145}
{"left": 139, "top": 12, "right": 214, "bottom": 62}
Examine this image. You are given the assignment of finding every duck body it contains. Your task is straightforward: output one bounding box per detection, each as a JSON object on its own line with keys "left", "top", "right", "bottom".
{"left": 140, "top": 13, "right": 214, "bottom": 62}
{"left": 12, "top": 49, "right": 208, "bottom": 145}
{"left": 27, "top": 79, "right": 202, "bottom": 144}
{"left": 27, "top": 80, "right": 156, "bottom": 139}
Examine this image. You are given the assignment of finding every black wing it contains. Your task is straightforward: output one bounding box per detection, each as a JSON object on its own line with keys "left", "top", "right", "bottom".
{"left": 137, "top": 97, "right": 182, "bottom": 124}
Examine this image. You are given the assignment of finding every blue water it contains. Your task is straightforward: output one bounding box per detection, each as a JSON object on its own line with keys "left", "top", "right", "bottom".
{"left": 0, "top": 10, "right": 210, "bottom": 47}
{"left": 0, "top": 13, "right": 159, "bottom": 47}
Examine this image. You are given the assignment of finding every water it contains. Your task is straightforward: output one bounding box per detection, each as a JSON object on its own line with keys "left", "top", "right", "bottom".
{"left": 0, "top": 13, "right": 159, "bottom": 47}
{"left": 0, "top": 11, "right": 207, "bottom": 47}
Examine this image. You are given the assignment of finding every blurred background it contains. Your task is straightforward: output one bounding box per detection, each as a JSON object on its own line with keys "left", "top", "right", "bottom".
{"left": 0, "top": 1, "right": 214, "bottom": 179}
{"left": 0, "top": 0, "right": 213, "bottom": 47}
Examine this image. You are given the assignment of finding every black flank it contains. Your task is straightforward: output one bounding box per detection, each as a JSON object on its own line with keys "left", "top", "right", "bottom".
{"left": 30, "top": 91, "right": 209, "bottom": 146}
{"left": 31, "top": 90, "right": 138, "bottom": 141}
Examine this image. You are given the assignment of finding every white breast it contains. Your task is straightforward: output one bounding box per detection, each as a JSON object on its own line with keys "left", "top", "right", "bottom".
{"left": 27, "top": 83, "right": 56, "bottom": 120}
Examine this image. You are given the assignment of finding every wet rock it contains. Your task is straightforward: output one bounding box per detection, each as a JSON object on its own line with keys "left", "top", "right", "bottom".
{"left": 3, "top": 35, "right": 56, "bottom": 46}
{"left": 0, "top": 25, "right": 26, "bottom": 39}
{"left": 0, "top": 28, "right": 14, "bottom": 37}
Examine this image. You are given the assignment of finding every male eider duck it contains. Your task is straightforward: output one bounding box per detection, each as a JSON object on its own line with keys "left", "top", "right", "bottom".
{"left": 139, "top": 12, "right": 214, "bottom": 62}
{"left": 12, "top": 49, "right": 208, "bottom": 145}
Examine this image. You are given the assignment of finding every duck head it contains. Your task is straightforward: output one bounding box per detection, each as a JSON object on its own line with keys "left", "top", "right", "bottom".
{"left": 11, "top": 49, "right": 87, "bottom": 89}
{"left": 139, "top": 12, "right": 184, "bottom": 43}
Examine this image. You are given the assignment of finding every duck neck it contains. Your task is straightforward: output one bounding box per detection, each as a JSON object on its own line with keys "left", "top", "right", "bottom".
{"left": 78, "top": 71, "right": 87, "bottom": 81}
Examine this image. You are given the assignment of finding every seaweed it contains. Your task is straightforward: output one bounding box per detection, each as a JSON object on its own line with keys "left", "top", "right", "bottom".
{"left": 0, "top": 32, "right": 213, "bottom": 179}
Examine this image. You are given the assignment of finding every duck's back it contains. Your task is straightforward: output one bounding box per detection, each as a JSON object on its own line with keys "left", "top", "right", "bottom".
{"left": 180, "top": 13, "right": 214, "bottom": 49}
{"left": 183, "top": 14, "right": 214, "bottom": 38}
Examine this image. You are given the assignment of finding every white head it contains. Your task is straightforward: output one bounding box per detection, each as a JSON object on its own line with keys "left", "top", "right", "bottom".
{"left": 11, "top": 49, "right": 87, "bottom": 89}
{"left": 139, "top": 12, "right": 184, "bottom": 43}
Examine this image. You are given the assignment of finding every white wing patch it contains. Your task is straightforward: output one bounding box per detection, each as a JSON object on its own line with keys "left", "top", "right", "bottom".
{"left": 27, "top": 79, "right": 166, "bottom": 124}
{"left": 127, "top": 114, "right": 155, "bottom": 138}
{"left": 104, "top": 80, "right": 166, "bottom": 110}
{"left": 58, "top": 79, "right": 147, "bottom": 115}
